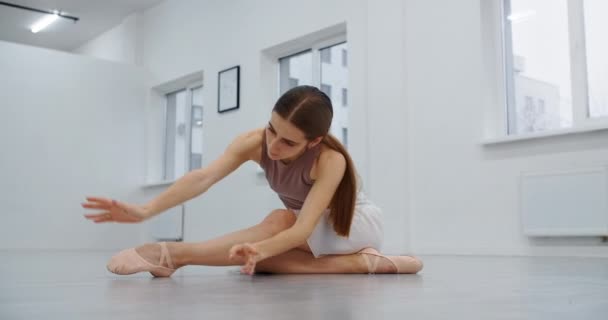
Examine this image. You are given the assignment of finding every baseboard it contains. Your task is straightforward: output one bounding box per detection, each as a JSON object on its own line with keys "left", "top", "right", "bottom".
{"left": 415, "top": 246, "right": 608, "bottom": 258}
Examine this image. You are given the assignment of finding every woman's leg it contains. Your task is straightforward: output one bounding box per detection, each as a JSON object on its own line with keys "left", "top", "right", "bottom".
{"left": 256, "top": 249, "right": 367, "bottom": 274}
{"left": 134, "top": 208, "right": 423, "bottom": 274}
{"left": 255, "top": 249, "right": 423, "bottom": 274}
{"left": 135, "top": 209, "right": 297, "bottom": 268}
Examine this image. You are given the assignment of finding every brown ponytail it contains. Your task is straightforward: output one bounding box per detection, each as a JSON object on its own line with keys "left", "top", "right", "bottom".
{"left": 322, "top": 134, "right": 358, "bottom": 237}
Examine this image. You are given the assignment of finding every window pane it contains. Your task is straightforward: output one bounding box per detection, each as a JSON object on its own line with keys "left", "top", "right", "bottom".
{"left": 321, "top": 49, "right": 332, "bottom": 63}
{"left": 190, "top": 86, "right": 203, "bottom": 171}
{"left": 164, "top": 90, "right": 187, "bottom": 180}
{"left": 584, "top": 0, "right": 608, "bottom": 118}
{"left": 320, "top": 84, "right": 332, "bottom": 97}
{"left": 279, "top": 50, "right": 312, "bottom": 95}
{"left": 320, "top": 42, "right": 349, "bottom": 147}
{"left": 506, "top": 0, "right": 573, "bottom": 134}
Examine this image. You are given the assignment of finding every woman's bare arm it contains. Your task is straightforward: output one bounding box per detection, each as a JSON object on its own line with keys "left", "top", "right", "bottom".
{"left": 142, "top": 129, "right": 262, "bottom": 219}
{"left": 235, "top": 149, "right": 346, "bottom": 265}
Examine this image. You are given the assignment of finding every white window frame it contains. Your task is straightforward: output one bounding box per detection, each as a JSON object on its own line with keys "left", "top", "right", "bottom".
{"left": 162, "top": 81, "right": 203, "bottom": 181}
{"left": 313, "top": 36, "right": 347, "bottom": 93}
{"left": 482, "top": 0, "right": 608, "bottom": 144}
{"left": 188, "top": 84, "right": 204, "bottom": 171}
{"left": 275, "top": 35, "right": 348, "bottom": 148}
{"left": 274, "top": 34, "right": 347, "bottom": 97}
{"left": 260, "top": 23, "right": 347, "bottom": 116}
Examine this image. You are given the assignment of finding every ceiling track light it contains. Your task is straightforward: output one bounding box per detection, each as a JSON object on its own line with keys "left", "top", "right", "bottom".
{"left": 0, "top": 1, "right": 80, "bottom": 25}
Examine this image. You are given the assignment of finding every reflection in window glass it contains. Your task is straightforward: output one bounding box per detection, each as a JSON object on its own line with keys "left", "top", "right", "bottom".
{"left": 320, "top": 42, "right": 349, "bottom": 146}
{"left": 321, "top": 49, "right": 331, "bottom": 63}
{"left": 584, "top": 0, "right": 608, "bottom": 118}
{"left": 279, "top": 51, "right": 312, "bottom": 95}
{"left": 342, "top": 127, "right": 348, "bottom": 148}
{"left": 506, "top": 0, "right": 572, "bottom": 134}
{"left": 320, "top": 84, "right": 332, "bottom": 97}
{"left": 164, "top": 90, "right": 187, "bottom": 180}
{"left": 190, "top": 86, "right": 203, "bottom": 170}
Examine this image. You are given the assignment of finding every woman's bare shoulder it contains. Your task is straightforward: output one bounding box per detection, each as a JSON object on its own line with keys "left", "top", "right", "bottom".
{"left": 231, "top": 128, "right": 265, "bottom": 162}
{"left": 229, "top": 127, "right": 261, "bottom": 144}
{"left": 319, "top": 144, "right": 344, "bottom": 162}
{"left": 312, "top": 144, "right": 346, "bottom": 175}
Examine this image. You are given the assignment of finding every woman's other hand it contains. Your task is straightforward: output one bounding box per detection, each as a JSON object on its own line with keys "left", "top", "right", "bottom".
{"left": 82, "top": 197, "right": 148, "bottom": 224}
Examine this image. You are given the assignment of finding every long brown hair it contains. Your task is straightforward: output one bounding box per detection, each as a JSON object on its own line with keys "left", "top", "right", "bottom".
{"left": 273, "top": 86, "right": 358, "bottom": 237}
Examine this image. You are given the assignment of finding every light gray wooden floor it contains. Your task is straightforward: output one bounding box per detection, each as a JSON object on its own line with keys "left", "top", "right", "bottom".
{"left": 1, "top": 250, "right": 607, "bottom": 319}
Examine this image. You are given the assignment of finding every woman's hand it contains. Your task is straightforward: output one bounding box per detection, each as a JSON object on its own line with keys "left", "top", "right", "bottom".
{"left": 82, "top": 197, "right": 149, "bottom": 223}
{"left": 229, "top": 243, "right": 263, "bottom": 275}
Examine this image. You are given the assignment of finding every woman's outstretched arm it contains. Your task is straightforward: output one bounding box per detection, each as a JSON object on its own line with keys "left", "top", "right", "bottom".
{"left": 143, "top": 129, "right": 261, "bottom": 219}
{"left": 83, "top": 129, "right": 262, "bottom": 223}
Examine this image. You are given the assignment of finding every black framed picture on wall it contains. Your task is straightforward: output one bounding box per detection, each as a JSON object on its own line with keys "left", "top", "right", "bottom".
{"left": 217, "top": 65, "right": 240, "bottom": 113}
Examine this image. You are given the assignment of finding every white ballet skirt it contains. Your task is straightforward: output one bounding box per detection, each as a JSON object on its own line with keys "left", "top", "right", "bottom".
{"left": 291, "top": 191, "right": 384, "bottom": 258}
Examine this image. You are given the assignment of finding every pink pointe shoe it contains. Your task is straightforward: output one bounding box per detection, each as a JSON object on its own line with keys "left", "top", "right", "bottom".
{"left": 106, "top": 242, "right": 176, "bottom": 277}
{"left": 357, "top": 248, "right": 424, "bottom": 274}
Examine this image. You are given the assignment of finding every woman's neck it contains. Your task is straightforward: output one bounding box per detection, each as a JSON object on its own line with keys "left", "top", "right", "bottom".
{"left": 280, "top": 145, "right": 314, "bottom": 164}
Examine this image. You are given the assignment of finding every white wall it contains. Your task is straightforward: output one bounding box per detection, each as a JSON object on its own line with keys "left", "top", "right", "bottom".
{"left": 72, "top": 0, "right": 608, "bottom": 257}
{"left": 0, "top": 40, "right": 149, "bottom": 250}
{"left": 404, "top": 0, "right": 608, "bottom": 257}
{"left": 73, "top": 13, "right": 143, "bottom": 66}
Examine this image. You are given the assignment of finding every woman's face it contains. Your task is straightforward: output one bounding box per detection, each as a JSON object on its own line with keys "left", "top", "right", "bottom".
{"left": 266, "top": 112, "right": 320, "bottom": 162}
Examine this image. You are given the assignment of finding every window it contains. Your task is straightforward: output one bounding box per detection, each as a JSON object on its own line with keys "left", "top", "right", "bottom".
{"left": 164, "top": 83, "right": 203, "bottom": 180}
{"left": 320, "top": 42, "right": 349, "bottom": 143}
{"left": 189, "top": 86, "right": 203, "bottom": 170}
{"left": 321, "top": 48, "right": 332, "bottom": 63}
{"left": 342, "top": 49, "right": 348, "bottom": 67}
{"left": 320, "top": 84, "right": 332, "bottom": 97}
{"left": 501, "top": 0, "right": 608, "bottom": 138}
{"left": 288, "top": 77, "right": 299, "bottom": 89}
{"left": 279, "top": 50, "right": 312, "bottom": 95}
{"left": 504, "top": 0, "right": 572, "bottom": 134}
{"left": 584, "top": 0, "right": 608, "bottom": 118}
{"left": 278, "top": 39, "right": 349, "bottom": 147}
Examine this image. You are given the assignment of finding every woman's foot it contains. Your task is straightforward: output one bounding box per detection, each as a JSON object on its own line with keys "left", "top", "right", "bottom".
{"left": 134, "top": 243, "right": 176, "bottom": 268}
{"left": 357, "top": 248, "right": 424, "bottom": 274}
{"left": 107, "top": 242, "right": 180, "bottom": 277}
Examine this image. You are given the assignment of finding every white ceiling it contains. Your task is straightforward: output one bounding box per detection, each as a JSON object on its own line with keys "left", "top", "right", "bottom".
{"left": 0, "top": 0, "right": 163, "bottom": 51}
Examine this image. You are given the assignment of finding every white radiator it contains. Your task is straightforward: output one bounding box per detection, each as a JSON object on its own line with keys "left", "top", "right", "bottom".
{"left": 520, "top": 166, "right": 608, "bottom": 236}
